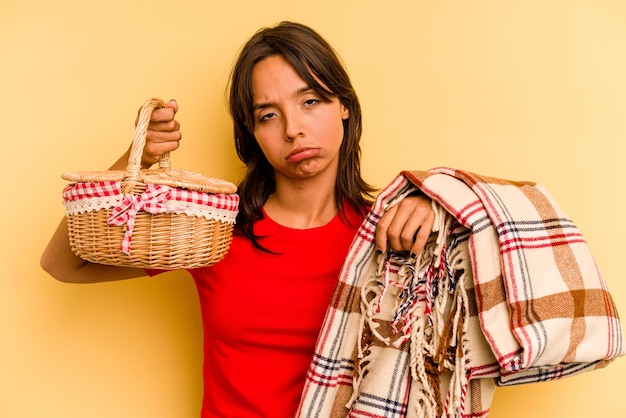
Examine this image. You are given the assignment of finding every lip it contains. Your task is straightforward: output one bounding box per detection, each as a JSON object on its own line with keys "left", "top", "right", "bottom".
{"left": 286, "top": 146, "right": 320, "bottom": 163}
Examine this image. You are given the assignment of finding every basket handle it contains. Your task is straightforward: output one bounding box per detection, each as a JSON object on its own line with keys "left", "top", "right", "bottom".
{"left": 123, "top": 97, "right": 169, "bottom": 193}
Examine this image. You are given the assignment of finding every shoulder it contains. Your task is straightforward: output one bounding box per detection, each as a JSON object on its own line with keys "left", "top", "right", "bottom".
{"left": 341, "top": 200, "right": 369, "bottom": 227}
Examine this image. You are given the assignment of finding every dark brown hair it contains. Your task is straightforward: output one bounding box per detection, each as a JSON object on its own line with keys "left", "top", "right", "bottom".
{"left": 228, "top": 21, "right": 375, "bottom": 250}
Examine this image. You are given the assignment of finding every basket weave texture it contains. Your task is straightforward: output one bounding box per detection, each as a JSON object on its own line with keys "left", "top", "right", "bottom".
{"left": 62, "top": 98, "right": 239, "bottom": 269}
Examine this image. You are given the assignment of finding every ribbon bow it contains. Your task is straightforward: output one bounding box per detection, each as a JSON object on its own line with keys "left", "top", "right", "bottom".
{"left": 108, "top": 184, "right": 173, "bottom": 255}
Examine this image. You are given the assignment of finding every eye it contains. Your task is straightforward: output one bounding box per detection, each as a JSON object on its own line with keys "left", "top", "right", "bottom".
{"left": 259, "top": 112, "right": 277, "bottom": 122}
{"left": 303, "top": 98, "right": 320, "bottom": 107}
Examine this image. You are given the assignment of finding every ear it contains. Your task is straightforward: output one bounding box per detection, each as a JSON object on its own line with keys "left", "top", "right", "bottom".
{"left": 341, "top": 103, "right": 349, "bottom": 120}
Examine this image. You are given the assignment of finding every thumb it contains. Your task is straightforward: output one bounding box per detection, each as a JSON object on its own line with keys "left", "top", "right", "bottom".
{"left": 165, "top": 99, "right": 178, "bottom": 114}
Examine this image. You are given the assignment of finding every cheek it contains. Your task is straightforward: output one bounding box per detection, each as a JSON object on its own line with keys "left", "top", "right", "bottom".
{"left": 253, "top": 127, "right": 270, "bottom": 148}
{"left": 253, "top": 122, "right": 281, "bottom": 145}
{"left": 253, "top": 132, "right": 281, "bottom": 164}
{"left": 319, "top": 114, "right": 346, "bottom": 143}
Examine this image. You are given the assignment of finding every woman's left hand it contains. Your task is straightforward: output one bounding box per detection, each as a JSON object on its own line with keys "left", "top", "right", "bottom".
{"left": 375, "top": 193, "right": 435, "bottom": 259}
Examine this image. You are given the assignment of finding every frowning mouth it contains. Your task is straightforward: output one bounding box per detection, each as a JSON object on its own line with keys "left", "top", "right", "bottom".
{"left": 286, "top": 147, "right": 320, "bottom": 163}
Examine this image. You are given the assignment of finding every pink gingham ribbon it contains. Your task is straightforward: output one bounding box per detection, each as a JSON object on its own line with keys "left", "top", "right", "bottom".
{"left": 107, "top": 184, "right": 173, "bottom": 254}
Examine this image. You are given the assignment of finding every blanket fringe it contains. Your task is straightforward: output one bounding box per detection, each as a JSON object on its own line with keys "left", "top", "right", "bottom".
{"left": 353, "top": 202, "right": 472, "bottom": 417}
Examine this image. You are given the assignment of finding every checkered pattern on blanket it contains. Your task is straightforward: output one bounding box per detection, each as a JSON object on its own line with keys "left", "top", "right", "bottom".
{"left": 296, "top": 168, "right": 623, "bottom": 418}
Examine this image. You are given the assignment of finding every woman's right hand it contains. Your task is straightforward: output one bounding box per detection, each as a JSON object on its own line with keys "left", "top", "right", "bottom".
{"left": 40, "top": 98, "right": 183, "bottom": 283}
{"left": 138, "top": 99, "right": 182, "bottom": 168}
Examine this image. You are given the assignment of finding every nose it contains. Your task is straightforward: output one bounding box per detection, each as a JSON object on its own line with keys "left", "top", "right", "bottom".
{"left": 284, "top": 108, "right": 304, "bottom": 141}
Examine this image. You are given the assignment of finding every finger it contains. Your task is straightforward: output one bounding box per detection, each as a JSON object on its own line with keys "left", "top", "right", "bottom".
{"left": 150, "top": 99, "right": 179, "bottom": 122}
{"left": 397, "top": 208, "right": 425, "bottom": 251}
{"left": 148, "top": 118, "right": 181, "bottom": 133}
{"left": 142, "top": 137, "right": 181, "bottom": 167}
{"left": 146, "top": 127, "right": 182, "bottom": 144}
{"left": 150, "top": 106, "right": 176, "bottom": 123}
{"left": 165, "top": 99, "right": 178, "bottom": 113}
{"left": 387, "top": 205, "right": 415, "bottom": 252}
{"left": 386, "top": 202, "right": 419, "bottom": 253}
{"left": 409, "top": 211, "right": 435, "bottom": 259}
{"left": 144, "top": 138, "right": 180, "bottom": 157}
{"left": 135, "top": 99, "right": 178, "bottom": 125}
{"left": 375, "top": 205, "right": 397, "bottom": 254}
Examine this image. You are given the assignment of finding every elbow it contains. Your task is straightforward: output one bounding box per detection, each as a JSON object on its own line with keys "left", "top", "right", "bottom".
{"left": 39, "top": 252, "right": 54, "bottom": 278}
{"left": 40, "top": 251, "right": 84, "bottom": 284}
{"left": 39, "top": 254, "right": 65, "bottom": 283}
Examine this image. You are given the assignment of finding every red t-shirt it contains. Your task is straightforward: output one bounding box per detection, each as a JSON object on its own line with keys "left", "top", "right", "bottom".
{"left": 188, "top": 204, "right": 364, "bottom": 417}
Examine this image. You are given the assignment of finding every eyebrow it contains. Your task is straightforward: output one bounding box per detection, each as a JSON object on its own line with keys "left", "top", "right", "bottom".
{"left": 252, "top": 86, "right": 314, "bottom": 111}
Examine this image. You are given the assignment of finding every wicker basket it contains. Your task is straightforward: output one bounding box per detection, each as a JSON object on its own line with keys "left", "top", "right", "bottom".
{"left": 61, "top": 97, "right": 239, "bottom": 269}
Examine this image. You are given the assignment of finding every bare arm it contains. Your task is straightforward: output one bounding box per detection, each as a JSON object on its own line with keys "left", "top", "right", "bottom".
{"left": 40, "top": 100, "right": 182, "bottom": 283}
{"left": 40, "top": 218, "right": 147, "bottom": 283}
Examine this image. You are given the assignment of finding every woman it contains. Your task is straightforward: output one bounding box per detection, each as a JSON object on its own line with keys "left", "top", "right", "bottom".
{"left": 41, "top": 21, "right": 434, "bottom": 417}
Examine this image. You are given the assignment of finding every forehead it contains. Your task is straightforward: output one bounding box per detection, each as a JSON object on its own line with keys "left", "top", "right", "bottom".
{"left": 251, "top": 55, "right": 308, "bottom": 99}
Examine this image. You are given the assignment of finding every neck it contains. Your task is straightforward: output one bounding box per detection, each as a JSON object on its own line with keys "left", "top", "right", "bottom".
{"left": 265, "top": 174, "right": 338, "bottom": 229}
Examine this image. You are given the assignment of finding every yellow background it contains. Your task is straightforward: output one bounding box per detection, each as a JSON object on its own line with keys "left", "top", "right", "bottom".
{"left": 2, "top": 1, "right": 625, "bottom": 417}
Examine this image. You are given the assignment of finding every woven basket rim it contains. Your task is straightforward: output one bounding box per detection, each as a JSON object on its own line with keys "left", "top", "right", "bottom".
{"left": 62, "top": 167, "right": 238, "bottom": 194}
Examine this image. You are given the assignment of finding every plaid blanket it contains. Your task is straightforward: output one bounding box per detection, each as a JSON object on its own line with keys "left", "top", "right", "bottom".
{"left": 296, "top": 167, "right": 624, "bottom": 418}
